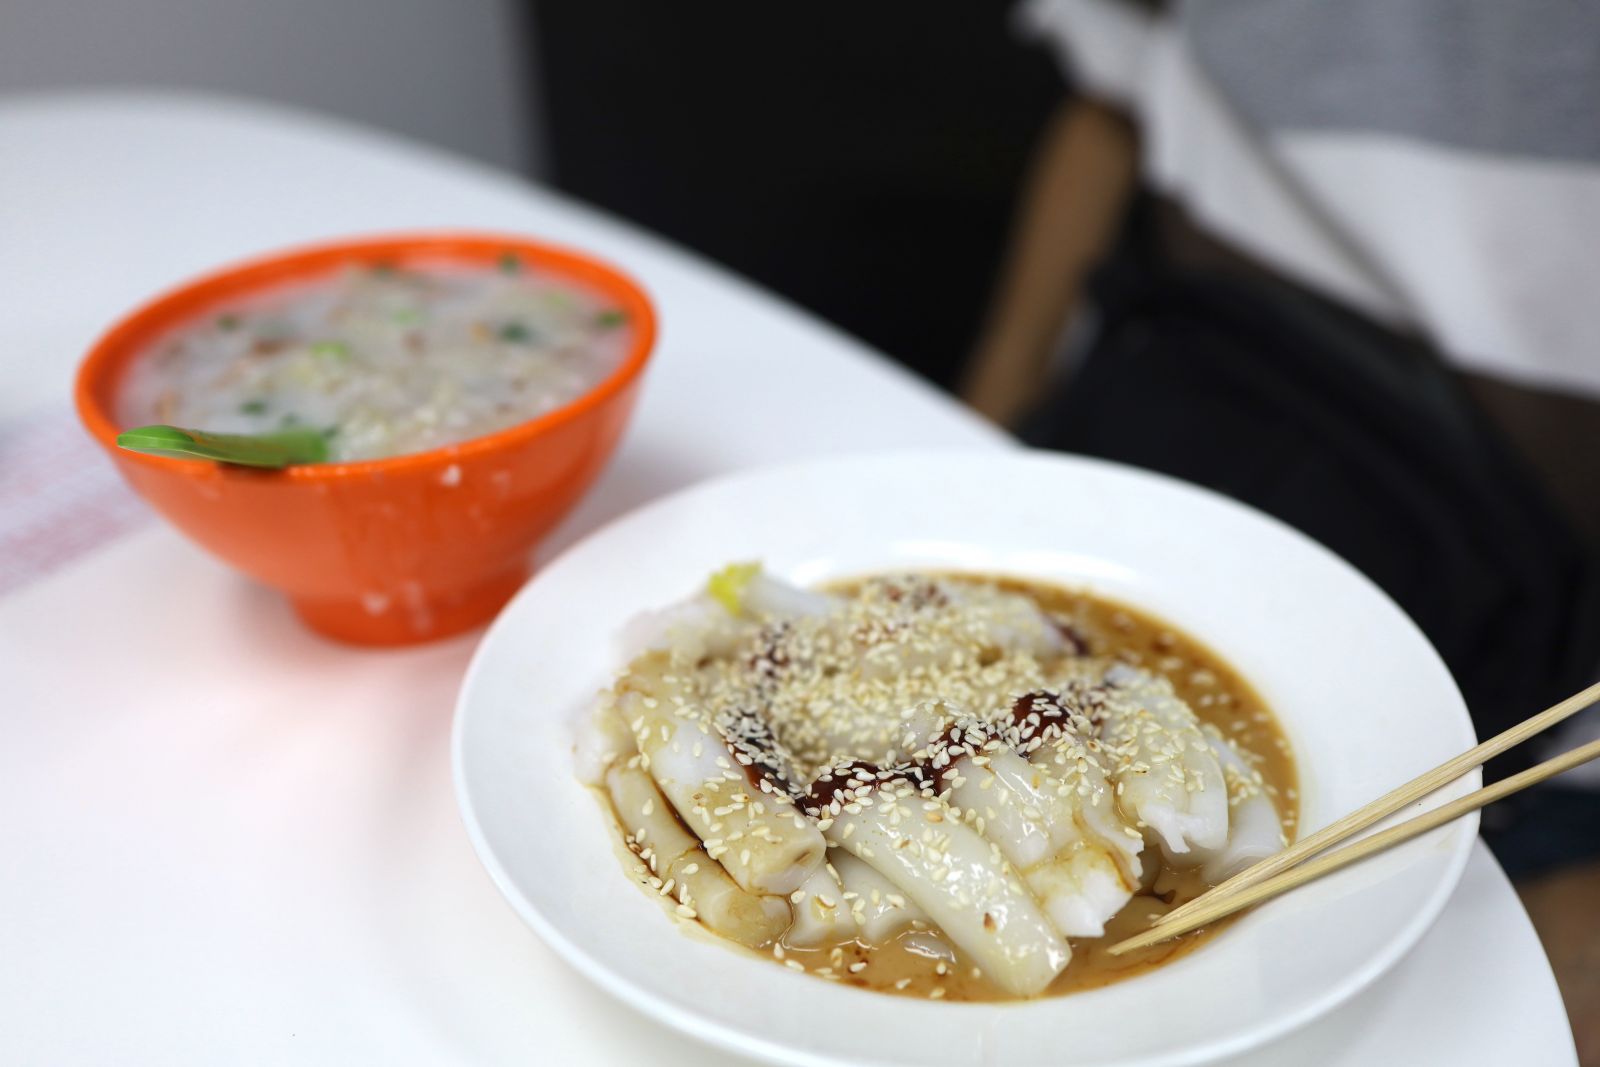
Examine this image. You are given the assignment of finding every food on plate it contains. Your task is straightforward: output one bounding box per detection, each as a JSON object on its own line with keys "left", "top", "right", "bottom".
{"left": 118, "top": 257, "right": 632, "bottom": 462}
{"left": 575, "top": 565, "right": 1297, "bottom": 1000}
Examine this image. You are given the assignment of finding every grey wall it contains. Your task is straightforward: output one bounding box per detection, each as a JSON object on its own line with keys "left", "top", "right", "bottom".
{"left": 0, "top": 0, "right": 540, "bottom": 174}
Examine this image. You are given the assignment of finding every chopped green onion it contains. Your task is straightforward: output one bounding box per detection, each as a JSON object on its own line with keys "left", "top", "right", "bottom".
{"left": 498, "top": 321, "right": 532, "bottom": 343}
{"left": 390, "top": 308, "right": 423, "bottom": 327}
{"left": 116, "top": 424, "right": 329, "bottom": 468}
{"left": 707, "top": 561, "right": 762, "bottom": 616}
{"left": 593, "top": 309, "right": 628, "bottom": 330}
{"left": 370, "top": 261, "right": 399, "bottom": 278}
{"left": 498, "top": 252, "right": 523, "bottom": 275}
{"left": 311, "top": 340, "right": 350, "bottom": 361}
{"left": 278, "top": 412, "right": 302, "bottom": 428}
{"left": 238, "top": 399, "right": 268, "bottom": 415}
{"left": 217, "top": 314, "right": 241, "bottom": 331}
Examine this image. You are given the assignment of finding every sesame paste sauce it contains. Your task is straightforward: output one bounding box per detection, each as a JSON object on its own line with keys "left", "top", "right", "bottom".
{"left": 599, "top": 574, "right": 1298, "bottom": 1001}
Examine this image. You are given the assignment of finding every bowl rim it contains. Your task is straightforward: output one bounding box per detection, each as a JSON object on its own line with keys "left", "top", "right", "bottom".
{"left": 73, "top": 229, "right": 659, "bottom": 480}
{"left": 451, "top": 447, "right": 1480, "bottom": 1067}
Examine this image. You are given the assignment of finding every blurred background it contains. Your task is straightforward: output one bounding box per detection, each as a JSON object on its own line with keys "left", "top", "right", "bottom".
{"left": 0, "top": 0, "right": 537, "bottom": 172}
{"left": 1, "top": 0, "right": 1056, "bottom": 392}
{"left": 7, "top": 0, "right": 1599, "bottom": 1057}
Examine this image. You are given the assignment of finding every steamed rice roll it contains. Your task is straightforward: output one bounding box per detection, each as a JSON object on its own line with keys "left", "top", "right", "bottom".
{"left": 1093, "top": 664, "right": 1229, "bottom": 857}
{"left": 828, "top": 849, "right": 930, "bottom": 943}
{"left": 1191, "top": 734, "right": 1287, "bottom": 883}
{"left": 619, "top": 653, "right": 826, "bottom": 896}
{"left": 784, "top": 862, "right": 854, "bottom": 947}
{"left": 948, "top": 745, "right": 1143, "bottom": 938}
{"left": 809, "top": 763, "right": 1071, "bottom": 997}
{"left": 617, "top": 563, "right": 834, "bottom": 663}
{"left": 604, "top": 763, "right": 791, "bottom": 948}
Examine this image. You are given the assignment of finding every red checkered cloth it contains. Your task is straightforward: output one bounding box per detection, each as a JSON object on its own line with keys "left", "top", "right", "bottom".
{"left": 0, "top": 406, "right": 149, "bottom": 596}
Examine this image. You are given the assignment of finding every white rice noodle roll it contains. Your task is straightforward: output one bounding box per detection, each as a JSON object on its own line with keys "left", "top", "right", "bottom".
{"left": 854, "top": 579, "right": 1061, "bottom": 683}
{"left": 828, "top": 849, "right": 930, "bottom": 944}
{"left": 784, "top": 863, "right": 855, "bottom": 947}
{"left": 740, "top": 571, "right": 836, "bottom": 620}
{"left": 821, "top": 777, "right": 1070, "bottom": 997}
{"left": 605, "top": 763, "right": 791, "bottom": 948}
{"left": 1192, "top": 735, "right": 1287, "bottom": 883}
{"left": 616, "top": 594, "right": 750, "bottom": 664}
{"left": 1028, "top": 726, "right": 1147, "bottom": 885}
{"left": 1098, "top": 665, "right": 1229, "bottom": 858}
{"left": 616, "top": 567, "right": 833, "bottom": 666}
{"left": 858, "top": 633, "right": 963, "bottom": 683}
{"left": 845, "top": 578, "right": 962, "bottom": 682}
{"left": 620, "top": 656, "right": 826, "bottom": 896}
{"left": 887, "top": 699, "right": 965, "bottom": 765}
{"left": 946, "top": 582, "right": 1067, "bottom": 659}
{"left": 949, "top": 747, "right": 1141, "bottom": 938}
{"left": 574, "top": 694, "right": 635, "bottom": 786}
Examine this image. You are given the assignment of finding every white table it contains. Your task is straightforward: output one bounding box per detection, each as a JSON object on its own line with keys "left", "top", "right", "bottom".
{"left": 0, "top": 91, "right": 1575, "bottom": 1066}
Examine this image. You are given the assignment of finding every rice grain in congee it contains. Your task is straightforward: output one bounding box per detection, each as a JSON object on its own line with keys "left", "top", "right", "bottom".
{"left": 118, "top": 258, "right": 633, "bottom": 462}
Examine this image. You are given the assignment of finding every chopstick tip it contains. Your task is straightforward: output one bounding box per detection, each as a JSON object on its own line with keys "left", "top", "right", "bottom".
{"left": 1105, "top": 933, "right": 1155, "bottom": 956}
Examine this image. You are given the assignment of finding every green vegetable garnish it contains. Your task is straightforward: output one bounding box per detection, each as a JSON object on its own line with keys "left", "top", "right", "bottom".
{"left": 707, "top": 561, "right": 761, "bottom": 616}
{"left": 593, "top": 309, "right": 628, "bottom": 330}
{"left": 311, "top": 340, "right": 350, "bottom": 361}
{"left": 115, "top": 425, "right": 330, "bottom": 469}
{"left": 217, "top": 314, "right": 241, "bottom": 331}
{"left": 499, "top": 252, "right": 522, "bottom": 275}
{"left": 498, "top": 321, "right": 532, "bottom": 343}
{"left": 238, "top": 399, "right": 268, "bottom": 415}
{"left": 390, "top": 308, "right": 423, "bottom": 327}
{"left": 370, "top": 261, "right": 399, "bottom": 278}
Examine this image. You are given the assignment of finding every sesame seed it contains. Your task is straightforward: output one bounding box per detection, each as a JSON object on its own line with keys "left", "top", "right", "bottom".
{"left": 598, "top": 573, "right": 1292, "bottom": 998}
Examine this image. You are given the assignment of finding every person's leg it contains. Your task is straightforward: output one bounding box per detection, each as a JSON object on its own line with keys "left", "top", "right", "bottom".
{"left": 962, "top": 98, "right": 1137, "bottom": 425}
{"left": 1463, "top": 374, "right": 1600, "bottom": 557}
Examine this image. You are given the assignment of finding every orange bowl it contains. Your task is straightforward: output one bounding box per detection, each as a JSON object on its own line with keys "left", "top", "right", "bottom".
{"left": 75, "top": 232, "right": 657, "bottom": 645}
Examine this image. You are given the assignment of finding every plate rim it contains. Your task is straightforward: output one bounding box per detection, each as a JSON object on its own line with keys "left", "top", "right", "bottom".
{"left": 452, "top": 447, "right": 1479, "bottom": 1067}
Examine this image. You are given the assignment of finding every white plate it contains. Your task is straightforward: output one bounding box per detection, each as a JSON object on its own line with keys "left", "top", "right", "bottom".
{"left": 453, "top": 450, "right": 1479, "bottom": 1067}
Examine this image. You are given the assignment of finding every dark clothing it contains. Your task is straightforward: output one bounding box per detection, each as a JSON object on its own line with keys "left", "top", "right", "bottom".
{"left": 531, "top": 1, "right": 1063, "bottom": 390}
{"left": 1023, "top": 197, "right": 1600, "bottom": 872}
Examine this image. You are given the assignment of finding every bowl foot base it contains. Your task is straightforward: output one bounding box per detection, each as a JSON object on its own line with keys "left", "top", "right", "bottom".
{"left": 289, "top": 564, "right": 530, "bottom": 645}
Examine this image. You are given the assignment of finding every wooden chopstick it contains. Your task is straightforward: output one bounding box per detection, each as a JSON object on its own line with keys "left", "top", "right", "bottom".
{"left": 1154, "top": 678, "right": 1600, "bottom": 931}
{"left": 1107, "top": 733, "right": 1600, "bottom": 956}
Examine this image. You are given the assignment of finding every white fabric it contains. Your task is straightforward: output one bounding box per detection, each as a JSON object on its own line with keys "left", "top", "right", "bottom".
{"left": 1020, "top": 0, "right": 1600, "bottom": 399}
{"left": 0, "top": 406, "right": 148, "bottom": 596}
{"left": 1279, "top": 135, "right": 1600, "bottom": 398}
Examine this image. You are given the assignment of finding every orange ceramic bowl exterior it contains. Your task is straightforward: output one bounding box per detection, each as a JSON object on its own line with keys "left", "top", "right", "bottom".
{"left": 75, "top": 233, "right": 657, "bottom": 645}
